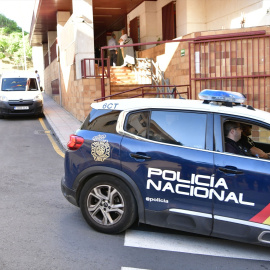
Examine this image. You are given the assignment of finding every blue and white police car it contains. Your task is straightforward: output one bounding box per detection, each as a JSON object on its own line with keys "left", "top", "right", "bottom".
{"left": 61, "top": 90, "right": 270, "bottom": 246}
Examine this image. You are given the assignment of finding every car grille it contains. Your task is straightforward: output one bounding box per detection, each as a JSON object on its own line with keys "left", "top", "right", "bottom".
{"left": 8, "top": 100, "right": 34, "bottom": 106}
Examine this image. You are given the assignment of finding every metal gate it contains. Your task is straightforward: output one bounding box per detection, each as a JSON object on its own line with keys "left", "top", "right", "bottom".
{"left": 189, "top": 30, "right": 270, "bottom": 112}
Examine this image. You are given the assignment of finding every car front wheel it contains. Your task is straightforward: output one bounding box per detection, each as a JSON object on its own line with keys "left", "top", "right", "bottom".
{"left": 80, "top": 174, "right": 137, "bottom": 234}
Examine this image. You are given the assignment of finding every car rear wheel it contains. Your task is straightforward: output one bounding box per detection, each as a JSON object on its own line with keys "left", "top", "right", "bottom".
{"left": 80, "top": 174, "right": 137, "bottom": 234}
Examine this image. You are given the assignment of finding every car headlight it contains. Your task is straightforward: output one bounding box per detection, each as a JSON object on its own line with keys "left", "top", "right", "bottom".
{"left": 0, "top": 95, "right": 8, "bottom": 101}
{"left": 33, "top": 94, "right": 42, "bottom": 101}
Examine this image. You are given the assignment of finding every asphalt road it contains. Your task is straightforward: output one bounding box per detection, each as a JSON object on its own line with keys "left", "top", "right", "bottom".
{"left": 0, "top": 116, "right": 269, "bottom": 270}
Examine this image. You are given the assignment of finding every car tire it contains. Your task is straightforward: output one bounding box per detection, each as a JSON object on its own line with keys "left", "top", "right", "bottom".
{"left": 38, "top": 112, "right": 44, "bottom": 118}
{"left": 80, "top": 174, "right": 137, "bottom": 234}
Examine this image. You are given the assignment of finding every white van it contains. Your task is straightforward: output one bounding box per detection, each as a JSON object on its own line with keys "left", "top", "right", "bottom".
{"left": 0, "top": 71, "right": 43, "bottom": 118}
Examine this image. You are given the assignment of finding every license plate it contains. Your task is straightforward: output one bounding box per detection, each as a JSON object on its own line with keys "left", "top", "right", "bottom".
{"left": 14, "top": 106, "right": 29, "bottom": 110}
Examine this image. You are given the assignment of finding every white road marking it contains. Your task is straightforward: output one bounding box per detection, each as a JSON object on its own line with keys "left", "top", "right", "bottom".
{"left": 121, "top": 267, "right": 150, "bottom": 270}
{"left": 124, "top": 230, "right": 270, "bottom": 261}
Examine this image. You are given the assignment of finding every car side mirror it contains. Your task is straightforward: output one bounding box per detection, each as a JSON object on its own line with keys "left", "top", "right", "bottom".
{"left": 40, "top": 86, "right": 43, "bottom": 92}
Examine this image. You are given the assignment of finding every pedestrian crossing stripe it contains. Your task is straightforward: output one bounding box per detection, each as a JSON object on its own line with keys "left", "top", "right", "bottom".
{"left": 121, "top": 267, "right": 150, "bottom": 270}
{"left": 250, "top": 203, "right": 270, "bottom": 225}
{"left": 124, "top": 230, "right": 270, "bottom": 261}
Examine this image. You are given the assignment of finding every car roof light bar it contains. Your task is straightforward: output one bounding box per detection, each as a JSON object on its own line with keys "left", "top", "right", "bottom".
{"left": 199, "top": 89, "right": 246, "bottom": 105}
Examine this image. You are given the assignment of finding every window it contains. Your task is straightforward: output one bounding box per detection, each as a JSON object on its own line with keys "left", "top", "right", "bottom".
{"left": 248, "top": 124, "right": 270, "bottom": 153}
{"left": 27, "top": 78, "right": 38, "bottom": 90}
{"left": 223, "top": 119, "right": 270, "bottom": 157}
{"left": 2, "top": 78, "right": 28, "bottom": 91}
{"left": 130, "top": 17, "right": 140, "bottom": 51}
{"left": 125, "top": 110, "right": 207, "bottom": 149}
{"left": 149, "top": 110, "right": 207, "bottom": 149}
{"left": 162, "top": 1, "right": 176, "bottom": 41}
{"left": 125, "top": 111, "right": 150, "bottom": 138}
{"left": 81, "top": 109, "right": 121, "bottom": 134}
{"left": 1, "top": 77, "right": 38, "bottom": 91}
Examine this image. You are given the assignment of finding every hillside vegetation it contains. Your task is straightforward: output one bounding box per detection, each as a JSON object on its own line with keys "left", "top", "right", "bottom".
{"left": 0, "top": 14, "right": 33, "bottom": 72}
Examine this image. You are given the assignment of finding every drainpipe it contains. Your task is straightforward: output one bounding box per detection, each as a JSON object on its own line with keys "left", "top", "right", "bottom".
{"left": 101, "top": 48, "right": 105, "bottom": 100}
{"left": 57, "top": 42, "right": 62, "bottom": 106}
{"left": 58, "top": 61, "right": 62, "bottom": 106}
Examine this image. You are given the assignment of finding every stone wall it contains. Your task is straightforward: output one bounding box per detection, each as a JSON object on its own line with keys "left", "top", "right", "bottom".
{"left": 44, "top": 59, "right": 59, "bottom": 101}
{"left": 44, "top": 59, "right": 110, "bottom": 122}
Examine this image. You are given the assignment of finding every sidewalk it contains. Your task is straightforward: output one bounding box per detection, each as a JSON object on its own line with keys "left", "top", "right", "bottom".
{"left": 42, "top": 93, "right": 82, "bottom": 149}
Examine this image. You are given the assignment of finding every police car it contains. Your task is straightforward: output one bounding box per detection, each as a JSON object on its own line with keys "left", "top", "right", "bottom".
{"left": 61, "top": 90, "right": 270, "bottom": 246}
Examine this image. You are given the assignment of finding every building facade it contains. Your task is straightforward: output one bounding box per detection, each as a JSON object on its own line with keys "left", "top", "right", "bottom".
{"left": 30, "top": 0, "right": 270, "bottom": 121}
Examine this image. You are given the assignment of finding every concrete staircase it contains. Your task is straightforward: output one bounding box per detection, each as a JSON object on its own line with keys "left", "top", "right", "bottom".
{"left": 110, "top": 66, "right": 138, "bottom": 85}
{"left": 109, "top": 66, "right": 153, "bottom": 99}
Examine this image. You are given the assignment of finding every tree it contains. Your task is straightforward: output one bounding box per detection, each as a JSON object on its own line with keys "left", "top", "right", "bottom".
{"left": 0, "top": 14, "right": 22, "bottom": 33}
{"left": 0, "top": 14, "right": 32, "bottom": 69}
{"left": 0, "top": 52, "right": 5, "bottom": 60}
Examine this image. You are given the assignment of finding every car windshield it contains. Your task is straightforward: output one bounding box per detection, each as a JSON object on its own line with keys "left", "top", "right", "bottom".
{"left": 1, "top": 78, "right": 38, "bottom": 91}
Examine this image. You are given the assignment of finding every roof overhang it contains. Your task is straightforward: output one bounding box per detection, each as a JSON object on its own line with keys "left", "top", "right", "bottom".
{"left": 30, "top": 0, "right": 157, "bottom": 46}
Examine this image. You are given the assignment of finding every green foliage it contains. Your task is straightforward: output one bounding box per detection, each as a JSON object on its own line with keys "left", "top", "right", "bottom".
{"left": 0, "top": 14, "right": 32, "bottom": 67}
{"left": 0, "top": 14, "right": 22, "bottom": 33}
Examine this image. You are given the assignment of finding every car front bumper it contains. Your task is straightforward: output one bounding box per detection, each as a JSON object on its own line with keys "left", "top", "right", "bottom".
{"left": 0, "top": 100, "right": 43, "bottom": 116}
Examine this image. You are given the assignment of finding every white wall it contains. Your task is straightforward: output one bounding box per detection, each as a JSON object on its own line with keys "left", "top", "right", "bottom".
{"left": 176, "top": 0, "right": 187, "bottom": 37}
{"left": 128, "top": 0, "right": 270, "bottom": 47}
{"left": 128, "top": 1, "right": 159, "bottom": 49}
{"left": 72, "top": 0, "right": 94, "bottom": 79}
{"left": 206, "top": 0, "right": 270, "bottom": 30}
{"left": 186, "top": 0, "right": 206, "bottom": 34}
{"left": 128, "top": 0, "right": 207, "bottom": 48}
{"left": 32, "top": 46, "right": 44, "bottom": 87}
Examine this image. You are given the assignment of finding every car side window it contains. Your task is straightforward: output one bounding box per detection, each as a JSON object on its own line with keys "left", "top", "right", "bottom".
{"left": 249, "top": 124, "right": 270, "bottom": 153}
{"left": 125, "top": 111, "right": 150, "bottom": 138}
{"left": 149, "top": 110, "right": 207, "bottom": 149}
{"left": 81, "top": 109, "right": 121, "bottom": 134}
{"left": 27, "top": 78, "right": 38, "bottom": 90}
{"left": 222, "top": 119, "right": 270, "bottom": 158}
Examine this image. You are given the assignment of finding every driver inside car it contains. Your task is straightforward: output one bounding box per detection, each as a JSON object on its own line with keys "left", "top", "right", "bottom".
{"left": 238, "top": 123, "right": 270, "bottom": 159}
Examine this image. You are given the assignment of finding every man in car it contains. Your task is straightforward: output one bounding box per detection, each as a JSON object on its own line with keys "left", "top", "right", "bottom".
{"left": 238, "top": 124, "right": 270, "bottom": 159}
{"left": 224, "top": 121, "right": 247, "bottom": 155}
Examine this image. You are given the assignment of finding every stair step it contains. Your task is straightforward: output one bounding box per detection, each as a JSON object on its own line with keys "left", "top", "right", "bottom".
{"left": 111, "top": 70, "right": 133, "bottom": 74}
{"left": 109, "top": 66, "right": 154, "bottom": 98}
{"left": 111, "top": 80, "right": 138, "bottom": 84}
{"left": 110, "top": 67, "right": 133, "bottom": 70}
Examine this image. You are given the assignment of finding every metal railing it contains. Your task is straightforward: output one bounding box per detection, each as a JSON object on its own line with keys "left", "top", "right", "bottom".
{"left": 94, "top": 84, "right": 190, "bottom": 101}
{"left": 100, "top": 38, "right": 195, "bottom": 100}
{"left": 81, "top": 58, "right": 110, "bottom": 78}
{"left": 134, "top": 58, "right": 172, "bottom": 98}
{"left": 189, "top": 30, "right": 270, "bottom": 111}
{"left": 89, "top": 29, "right": 270, "bottom": 110}
{"left": 134, "top": 58, "right": 152, "bottom": 84}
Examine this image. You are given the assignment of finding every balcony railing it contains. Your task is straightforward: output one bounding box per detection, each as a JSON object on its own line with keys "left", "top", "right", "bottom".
{"left": 81, "top": 58, "right": 110, "bottom": 78}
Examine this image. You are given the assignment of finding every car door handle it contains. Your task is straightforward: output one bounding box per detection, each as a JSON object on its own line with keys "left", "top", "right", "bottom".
{"left": 218, "top": 166, "right": 243, "bottom": 175}
{"left": 130, "top": 153, "right": 151, "bottom": 160}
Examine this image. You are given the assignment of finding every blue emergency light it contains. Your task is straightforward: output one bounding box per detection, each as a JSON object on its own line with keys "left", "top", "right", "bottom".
{"left": 199, "top": 89, "right": 246, "bottom": 104}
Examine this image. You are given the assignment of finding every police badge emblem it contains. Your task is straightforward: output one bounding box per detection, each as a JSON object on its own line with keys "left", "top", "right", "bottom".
{"left": 91, "top": 134, "right": 110, "bottom": 162}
